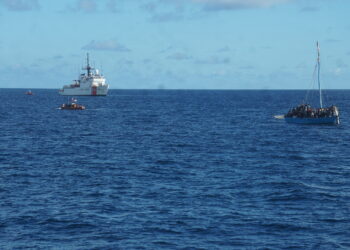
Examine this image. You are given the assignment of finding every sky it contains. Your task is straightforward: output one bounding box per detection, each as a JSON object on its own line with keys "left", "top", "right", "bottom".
{"left": 0, "top": 0, "right": 349, "bottom": 89}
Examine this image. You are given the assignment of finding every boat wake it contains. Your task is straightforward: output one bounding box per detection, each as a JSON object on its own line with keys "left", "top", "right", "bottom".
{"left": 274, "top": 115, "right": 285, "bottom": 119}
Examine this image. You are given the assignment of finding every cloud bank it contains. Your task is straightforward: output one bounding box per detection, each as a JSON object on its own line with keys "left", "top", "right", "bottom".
{"left": 82, "top": 40, "right": 131, "bottom": 52}
{"left": 192, "top": 0, "right": 290, "bottom": 11}
{"left": 167, "top": 52, "right": 191, "bottom": 60}
{"left": 196, "top": 56, "right": 230, "bottom": 64}
{"left": 0, "top": 0, "right": 40, "bottom": 11}
{"left": 139, "top": 0, "right": 292, "bottom": 21}
{"left": 75, "top": 0, "right": 97, "bottom": 13}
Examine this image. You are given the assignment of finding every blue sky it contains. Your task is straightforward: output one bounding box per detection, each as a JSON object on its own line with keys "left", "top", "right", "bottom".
{"left": 0, "top": 0, "right": 349, "bottom": 89}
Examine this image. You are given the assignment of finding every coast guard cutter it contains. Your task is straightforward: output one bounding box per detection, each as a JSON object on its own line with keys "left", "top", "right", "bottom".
{"left": 59, "top": 53, "right": 109, "bottom": 96}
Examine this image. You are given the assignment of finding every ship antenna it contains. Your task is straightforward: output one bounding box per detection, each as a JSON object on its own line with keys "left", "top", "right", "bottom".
{"left": 86, "top": 53, "right": 91, "bottom": 76}
{"left": 317, "top": 41, "right": 323, "bottom": 108}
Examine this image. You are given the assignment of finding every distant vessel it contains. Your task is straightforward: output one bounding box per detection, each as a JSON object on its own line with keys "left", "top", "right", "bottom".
{"left": 25, "top": 90, "right": 33, "bottom": 95}
{"left": 284, "top": 42, "right": 340, "bottom": 125}
{"left": 59, "top": 53, "right": 109, "bottom": 96}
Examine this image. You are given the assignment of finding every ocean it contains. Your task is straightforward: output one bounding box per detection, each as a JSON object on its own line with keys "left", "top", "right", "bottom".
{"left": 1, "top": 89, "right": 350, "bottom": 249}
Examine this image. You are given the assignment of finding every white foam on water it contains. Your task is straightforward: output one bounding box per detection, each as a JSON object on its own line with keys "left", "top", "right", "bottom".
{"left": 274, "top": 115, "right": 285, "bottom": 119}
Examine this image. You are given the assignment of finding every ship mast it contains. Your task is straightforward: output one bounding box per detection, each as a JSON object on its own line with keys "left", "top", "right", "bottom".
{"left": 84, "top": 53, "right": 94, "bottom": 76}
{"left": 317, "top": 41, "right": 323, "bottom": 108}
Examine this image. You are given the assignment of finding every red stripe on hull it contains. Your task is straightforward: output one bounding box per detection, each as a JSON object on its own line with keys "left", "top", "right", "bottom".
{"left": 91, "top": 86, "right": 97, "bottom": 96}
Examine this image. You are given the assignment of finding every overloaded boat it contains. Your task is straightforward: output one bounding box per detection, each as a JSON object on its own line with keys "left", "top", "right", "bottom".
{"left": 59, "top": 53, "right": 109, "bottom": 96}
{"left": 285, "top": 104, "right": 339, "bottom": 124}
{"left": 283, "top": 42, "right": 340, "bottom": 125}
{"left": 25, "top": 90, "right": 33, "bottom": 95}
{"left": 60, "top": 98, "right": 85, "bottom": 110}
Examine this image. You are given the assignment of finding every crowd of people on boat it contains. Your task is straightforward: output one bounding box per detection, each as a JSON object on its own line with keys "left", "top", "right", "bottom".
{"left": 285, "top": 104, "right": 339, "bottom": 118}
{"left": 60, "top": 102, "right": 85, "bottom": 110}
{"left": 70, "top": 80, "right": 80, "bottom": 88}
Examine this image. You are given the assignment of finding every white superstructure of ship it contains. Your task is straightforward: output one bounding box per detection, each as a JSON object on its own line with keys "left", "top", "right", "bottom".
{"left": 59, "top": 53, "right": 109, "bottom": 96}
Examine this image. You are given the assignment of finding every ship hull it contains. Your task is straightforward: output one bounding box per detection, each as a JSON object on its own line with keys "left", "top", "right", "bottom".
{"left": 284, "top": 116, "right": 339, "bottom": 125}
{"left": 59, "top": 86, "right": 108, "bottom": 96}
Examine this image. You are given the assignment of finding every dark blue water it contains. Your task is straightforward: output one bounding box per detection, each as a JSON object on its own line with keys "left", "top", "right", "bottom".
{"left": 1, "top": 89, "right": 350, "bottom": 249}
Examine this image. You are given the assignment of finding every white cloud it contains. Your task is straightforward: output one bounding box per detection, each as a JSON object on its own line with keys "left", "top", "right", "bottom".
{"left": 334, "top": 68, "right": 341, "bottom": 76}
{"left": 300, "top": 6, "right": 319, "bottom": 12}
{"left": 82, "top": 40, "right": 131, "bottom": 52}
{"left": 151, "top": 12, "right": 183, "bottom": 22}
{"left": 336, "top": 59, "right": 347, "bottom": 68}
{"left": 139, "top": 0, "right": 292, "bottom": 18}
{"left": 76, "top": 0, "right": 97, "bottom": 13}
{"left": 0, "top": 0, "right": 39, "bottom": 11}
{"left": 63, "top": 0, "right": 98, "bottom": 13}
{"left": 106, "top": 0, "right": 119, "bottom": 13}
{"left": 217, "top": 46, "right": 230, "bottom": 53}
{"left": 163, "top": 0, "right": 291, "bottom": 11}
{"left": 167, "top": 52, "right": 191, "bottom": 60}
{"left": 192, "top": 0, "right": 290, "bottom": 10}
{"left": 211, "top": 69, "right": 227, "bottom": 76}
{"left": 196, "top": 56, "right": 230, "bottom": 64}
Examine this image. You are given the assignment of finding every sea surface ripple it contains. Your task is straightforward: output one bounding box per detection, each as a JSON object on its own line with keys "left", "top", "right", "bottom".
{"left": 1, "top": 89, "right": 350, "bottom": 249}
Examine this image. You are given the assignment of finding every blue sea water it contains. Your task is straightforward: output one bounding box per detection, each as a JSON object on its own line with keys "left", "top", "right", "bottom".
{"left": 1, "top": 89, "right": 350, "bottom": 249}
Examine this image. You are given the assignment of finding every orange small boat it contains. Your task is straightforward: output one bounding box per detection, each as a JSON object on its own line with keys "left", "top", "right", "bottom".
{"left": 60, "top": 98, "right": 85, "bottom": 110}
{"left": 60, "top": 103, "right": 85, "bottom": 110}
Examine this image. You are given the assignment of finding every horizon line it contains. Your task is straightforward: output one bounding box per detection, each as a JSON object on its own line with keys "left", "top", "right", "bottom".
{"left": 1, "top": 88, "right": 349, "bottom": 91}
